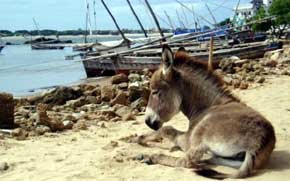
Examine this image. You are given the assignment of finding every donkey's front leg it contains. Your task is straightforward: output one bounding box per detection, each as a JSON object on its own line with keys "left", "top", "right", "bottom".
{"left": 141, "top": 154, "right": 199, "bottom": 168}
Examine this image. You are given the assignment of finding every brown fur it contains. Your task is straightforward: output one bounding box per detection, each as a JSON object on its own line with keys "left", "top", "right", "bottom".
{"left": 142, "top": 45, "right": 276, "bottom": 179}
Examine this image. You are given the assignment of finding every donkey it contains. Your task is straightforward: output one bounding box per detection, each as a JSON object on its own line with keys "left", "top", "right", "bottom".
{"left": 142, "top": 45, "right": 276, "bottom": 179}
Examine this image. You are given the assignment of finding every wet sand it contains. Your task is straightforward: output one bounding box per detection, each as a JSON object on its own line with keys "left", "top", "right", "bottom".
{"left": 0, "top": 76, "right": 290, "bottom": 181}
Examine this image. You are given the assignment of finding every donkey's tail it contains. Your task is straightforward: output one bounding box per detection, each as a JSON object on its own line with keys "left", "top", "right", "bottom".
{"left": 194, "top": 167, "right": 229, "bottom": 180}
{"left": 194, "top": 151, "right": 255, "bottom": 180}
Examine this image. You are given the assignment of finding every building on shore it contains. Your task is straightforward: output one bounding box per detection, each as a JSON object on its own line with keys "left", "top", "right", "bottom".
{"left": 231, "top": 0, "right": 273, "bottom": 28}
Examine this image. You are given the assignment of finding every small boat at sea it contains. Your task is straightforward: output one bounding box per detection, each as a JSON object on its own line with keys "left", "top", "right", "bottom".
{"left": 0, "top": 45, "right": 4, "bottom": 53}
{"left": 25, "top": 37, "right": 72, "bottom": 45}
{"left": 31, "top": 43, "right": 65, "bottom": 50}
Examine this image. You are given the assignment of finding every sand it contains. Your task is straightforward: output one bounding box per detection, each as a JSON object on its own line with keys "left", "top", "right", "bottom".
{"left": 1, "top": 76, "right": 290, "bottom": 181}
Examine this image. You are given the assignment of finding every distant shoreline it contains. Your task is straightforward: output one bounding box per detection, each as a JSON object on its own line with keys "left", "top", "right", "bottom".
{"left": 1, "top": 33, "right": 172, "bottom": 44}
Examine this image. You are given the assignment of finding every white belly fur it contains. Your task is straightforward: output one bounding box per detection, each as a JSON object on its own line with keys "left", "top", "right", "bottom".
{"left": 207, "top": 142, "right": 244, "bottom": 157}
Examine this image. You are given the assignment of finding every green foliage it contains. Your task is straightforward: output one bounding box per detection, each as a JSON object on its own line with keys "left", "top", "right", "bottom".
{"left": 217, "top": 18, "right": 231, "bottom": 26}
{"left": 268, "top": 0, "right": 290, "bottom": 38}
{"left": 0, "top": 30, "right": 13, "bottom": 36}
{"left": 269, "top": 0, "right": 290, "bottom": 27}
{"left": 14, "top": 30, "right": 30, "bottom": 36}
{"left": 252, "top": 7, "right": 272, "bottom": 32}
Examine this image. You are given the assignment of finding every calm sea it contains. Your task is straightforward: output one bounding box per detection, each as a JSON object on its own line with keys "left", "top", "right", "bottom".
{"left": 0, "top": 35, "right": 137, "bottom": 96}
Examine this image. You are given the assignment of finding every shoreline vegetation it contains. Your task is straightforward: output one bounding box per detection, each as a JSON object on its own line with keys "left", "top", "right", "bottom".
{"left": 0, "top": 29, "right": 172, "bottom": 37}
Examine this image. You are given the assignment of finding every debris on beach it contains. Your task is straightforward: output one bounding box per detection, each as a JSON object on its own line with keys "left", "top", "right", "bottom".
{"left": 217, "top": 45, "right": 290, "bottom": 89}
{"left": 0, "top": 71, "right": 151, "bottom": 140}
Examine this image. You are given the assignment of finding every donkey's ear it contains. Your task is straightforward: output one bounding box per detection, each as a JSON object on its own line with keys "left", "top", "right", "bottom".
{"left": 177, "top": 47, "right": 186, "bottom": 52}
{"left": 162, "top": 44, "right": 174, "bottom": 68}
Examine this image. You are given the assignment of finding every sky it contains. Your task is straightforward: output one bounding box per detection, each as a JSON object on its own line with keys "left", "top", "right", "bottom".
{"left": 0, "top": 0, "right": 251, "bottom": 31}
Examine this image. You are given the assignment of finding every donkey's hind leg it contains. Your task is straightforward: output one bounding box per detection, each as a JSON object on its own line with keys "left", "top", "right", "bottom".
{"left": 202, "top": 156, "right": 243, "bottom": 169}
{"left": 143, "top": 144, "right": 209, "bottom": 168}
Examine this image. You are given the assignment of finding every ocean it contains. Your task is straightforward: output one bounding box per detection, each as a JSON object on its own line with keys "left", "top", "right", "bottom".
{"left": 0, "top": 35, "right": 138, "bottom": 96}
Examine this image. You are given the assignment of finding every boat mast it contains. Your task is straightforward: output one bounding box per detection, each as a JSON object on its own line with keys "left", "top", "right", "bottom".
{"left": 93, "top": 0, "right": 97, "bottom": 34}
{"left": 164, "top": 11, "right": 175, "bottom": 30}
{"left": 126, "top": 0, "right": 148, "bottom": 38}
{"left": 181, "top": 7, "right": 189, "bottom": 28}
{"left": 191, "top": 5, "right": 199, "bottom": 31}
{"left": 205, "top": 4, "right": 217, "bottom": 27}
{"left": 176, "top": 9, "right": 186, "bottom": 29}
{"left": 32, "top": 18, "right": 41, "bottom": 36}
{"left": 84, "top": 0, "right": 89, "bottom": 43}
{"left": 144, "top": 0, "right": 165, "bottom": 41}
{"left": 174, "top": 0, "right": 214, "bottom": 27}
{"left": 100, "top": 0, "right": 129, "bottom": 47}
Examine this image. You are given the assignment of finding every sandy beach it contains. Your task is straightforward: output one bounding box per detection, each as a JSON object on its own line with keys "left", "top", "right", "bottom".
{"left": 0, "top": 75, "right": 289, "bottom": 181}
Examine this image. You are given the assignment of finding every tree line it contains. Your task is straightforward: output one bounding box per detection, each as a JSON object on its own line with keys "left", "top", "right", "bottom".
{"left": 0, "top": 29, "right": 172, "bottom": 37}
{"left": 249, "top": 0, "right": 289, "bottom": 38}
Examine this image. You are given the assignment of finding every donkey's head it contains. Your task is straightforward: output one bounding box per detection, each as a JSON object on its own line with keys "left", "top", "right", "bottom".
{"left": 145, "top": 45, "right": 184, "bottom": 130}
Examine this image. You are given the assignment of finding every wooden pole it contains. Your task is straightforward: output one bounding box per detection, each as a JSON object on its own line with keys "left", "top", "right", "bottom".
{"left": 208, "top": 36, "right": 214, "bottom": 72}
{"left": 126, "top": 0, "right": 148, "bottom": 38}
{"left": 144, "top": 0, "right": 165, "bottom": 41}
{"left": 100, "top": 0, "right": 129, "bottom": 46}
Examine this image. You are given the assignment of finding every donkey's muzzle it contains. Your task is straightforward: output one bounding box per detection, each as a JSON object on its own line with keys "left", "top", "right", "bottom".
{"left": 145, "top": 117, "right": 161, "bottom": 130}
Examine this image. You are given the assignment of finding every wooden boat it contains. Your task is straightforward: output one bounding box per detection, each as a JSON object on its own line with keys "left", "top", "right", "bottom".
{"left": 81, "top": 42, "right": 278, "bottom": 77}
{"left": 31, "top": 43, "right": 65, "bottom": 50}
{"left": 25, "top": 37, "right": 72, "bottom": 44}
{"left": 0, "top": 45, "right": 4, "bottom": 53}
{"left": 73, "top": 39, "right": 132, "bottom": 53}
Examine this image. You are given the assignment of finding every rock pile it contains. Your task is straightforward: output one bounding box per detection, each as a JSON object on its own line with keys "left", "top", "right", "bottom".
{"left": 217, "top": 45, "right": 290, "bottom": 89}
{"left": 0, "top": 93, "right": 14, "bottom": 129}
{"left": 1, "top": 71, "right": 151, "bottom": 140}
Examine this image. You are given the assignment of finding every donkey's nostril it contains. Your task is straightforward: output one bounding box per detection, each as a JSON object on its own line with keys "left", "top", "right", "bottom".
{"left": 145, "top": 116, "right": 161, "bottom": 130}
{"left": 145, "top": 117, "right": 151, "bottom": 127}
{"left": 151, "top": 120, "right": 161, "bottom": 130}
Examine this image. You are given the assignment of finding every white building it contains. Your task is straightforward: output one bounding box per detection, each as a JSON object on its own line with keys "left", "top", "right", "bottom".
{"left": 263, "top": 0, "right": 273, "bottom": 7}
{"left": 232, "top": 0, "right": 273, "bottom": 27}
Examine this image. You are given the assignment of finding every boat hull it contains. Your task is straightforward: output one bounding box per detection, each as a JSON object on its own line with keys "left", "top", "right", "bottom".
{"left": 31, "top": 44, "right": 65, "bottom": 50}
{"left": 82, "top": 43, "right": 277, "bottom": 78}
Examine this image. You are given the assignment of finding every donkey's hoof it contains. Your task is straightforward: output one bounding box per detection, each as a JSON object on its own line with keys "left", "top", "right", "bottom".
{"left": 135, "top": 154, "right": 154, "bottom": 165}
{"left": 134, "top": 154, "right": 144, "bottom": 161}
{"left": 141, "top": 158, "right": 154, "bottom": 165}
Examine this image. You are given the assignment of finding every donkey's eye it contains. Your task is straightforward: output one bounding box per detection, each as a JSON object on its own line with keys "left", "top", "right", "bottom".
{"left": 152, "top": 90, "right": 159, "bottom": 95}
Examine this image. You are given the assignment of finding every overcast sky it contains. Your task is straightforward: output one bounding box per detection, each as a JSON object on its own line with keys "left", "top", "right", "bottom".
{"left": 0, "top": 0, "right": 251, "bottom": 31}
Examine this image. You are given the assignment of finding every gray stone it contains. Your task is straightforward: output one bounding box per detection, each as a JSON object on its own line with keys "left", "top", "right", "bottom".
{"left": 128, "top": 73, "right": 141, "bottom": 82}
{"left": 35, "top": 125, "right": 51, "bottom": 135}
{"left": 256, "top": 77, "right": 265, "bottom": 83}
{"left": 0, "top": 162, "right": 9, "bottom": 171}
{"left": 63, "top": 120, "right": 74, "bottom": 129}
{"left": 111, "top": 74, "right": 129, "bottom": 84}
{"left": 110, "top": 91, "right": 128, "bottom": 106}
{"left": 117, "top": 82, "right": 128, "bottom": 90}
{"left": 101, "top": 85, "right": 115, "bottom": 102}
{"left": 0, "top": 93, "right": 14, "bottom": 129}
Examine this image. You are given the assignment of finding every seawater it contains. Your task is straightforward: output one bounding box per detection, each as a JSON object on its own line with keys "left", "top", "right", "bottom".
{"left": 0, "top": 44, "right": 86, "bottom": 96}
{"left": 0, "top": 35, "right": 152, "bottom": 96}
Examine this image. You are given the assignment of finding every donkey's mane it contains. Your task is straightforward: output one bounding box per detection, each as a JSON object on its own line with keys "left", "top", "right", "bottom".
{"left": 173, "top": 51, "right": 239, "bottom": 102}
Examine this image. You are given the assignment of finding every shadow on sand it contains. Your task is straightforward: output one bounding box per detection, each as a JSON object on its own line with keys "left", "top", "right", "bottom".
{"left": 266, "top": 150, "right": 290, "bottom": 170}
